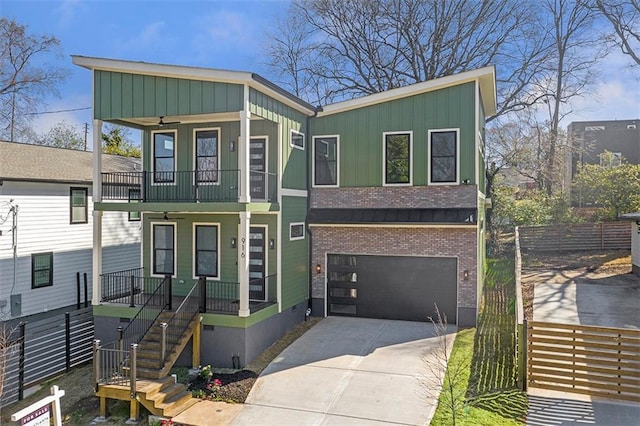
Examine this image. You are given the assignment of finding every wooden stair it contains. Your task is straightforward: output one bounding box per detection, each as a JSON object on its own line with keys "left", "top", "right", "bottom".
{"left": 96, "top": 311, "right": 201, "bottom": 420}
{"left": 136, "top": 312, "right": 198, "bottom": 380}
{"left": 97, "top": 377, "right": 199, "bottom": 418}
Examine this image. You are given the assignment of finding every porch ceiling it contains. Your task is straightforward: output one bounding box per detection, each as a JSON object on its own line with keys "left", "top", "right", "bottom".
{"left": 112, "top": 111, "right": 241, "bottom": 128}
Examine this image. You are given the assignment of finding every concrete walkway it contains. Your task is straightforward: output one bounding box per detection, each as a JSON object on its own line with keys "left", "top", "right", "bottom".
{"left": 230, "top": 317, "right": 455, "bottom": 425}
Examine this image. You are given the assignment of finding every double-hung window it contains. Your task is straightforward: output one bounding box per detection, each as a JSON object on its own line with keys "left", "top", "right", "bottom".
{"left": 195, "top": 129, "right": 219, "bottom": 183}
{"left": 153, "top": 224, "right": 175, "bottom": 275}
{"left": 384, "top": 132, "right": 412, "bottom": 185}
{"left": 313, "top": 136, "right": 339, "bottom": 186}
{"left": 153, "top": 131, "right": 176, "bottom": 183}
{"left": 70, "top": 187, "right": 88, "bottom": 224}
{"left": 128, "top": 188, "right": 141, "bottom": 221}
{"left": 194, "top": 224, "right": 219, "bottom": 278}
{"left": 32, "top": 252, "right": 53, "bottom": 288}
{"left": 429, "top": 129, "right": 459, "bottom": 184}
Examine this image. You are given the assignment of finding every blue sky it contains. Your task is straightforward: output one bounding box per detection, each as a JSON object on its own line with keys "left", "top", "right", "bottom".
{"left": 2, "top": 0, "right": 639, "bottom": 148}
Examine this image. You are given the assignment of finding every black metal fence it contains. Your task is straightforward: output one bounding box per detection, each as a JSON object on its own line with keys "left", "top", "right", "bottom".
{"left": 101, "top": 170, "right": 278, "bottom": 203}
{"left": 0, "top": 307, "right": 94, "bottom": 408}
{"left": 100, "top": 268, "right": 166, "bottom": 307}
{"left": 101, "top": 170, "right": 241, "bottom": 202}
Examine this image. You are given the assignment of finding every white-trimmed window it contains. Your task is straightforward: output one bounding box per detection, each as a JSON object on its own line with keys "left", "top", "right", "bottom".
{"left": 70, "top": 187, "right": 88, "bottom": 224}
{"left": 383, "top": 131, "right": 412, "bottom": 185}
{"left": 32, "top": 252, "right": 53, "bottom": 288}
{"left": 193, "top": 223, "right": 219, "bottom": 279}
{"left": 289, "top": 222, "right": 305, "bottom": 240}
{"left": 194, "top": 128, "right": 220, "bottom": 184}
{"left": 429, "top": 129, "right": 460, "bottom": 184}
{"left": 290, "top": 129, "right": 305, "bottom": 150}
{"left": 152, "top": 223, "right": 175, "bottom": 276}
{"left": 152, "top": 130, "right": 176, "bottom": 184}
{"left": 313, "top": 135, "right": 339, "bottom": 187}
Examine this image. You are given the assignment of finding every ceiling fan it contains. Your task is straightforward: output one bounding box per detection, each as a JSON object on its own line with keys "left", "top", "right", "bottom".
{"left": 158, "top": 116, "right": 180, "bottom": 127}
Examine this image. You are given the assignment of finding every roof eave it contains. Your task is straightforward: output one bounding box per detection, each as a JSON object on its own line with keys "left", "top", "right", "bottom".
{"left": 71, "top": 55, "right": 317, "bottom": 116}
{"left": 317, "top": 66, "right": 497, "bottom": 118}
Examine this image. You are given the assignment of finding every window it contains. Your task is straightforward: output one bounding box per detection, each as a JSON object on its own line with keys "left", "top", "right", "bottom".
{"left": 195, "top": 129, "right": 219, "bottom": 183}
{"left": 152, "top": 224, "right": 175, "bottom": 275}
{"left": 429, "top": 129, "right": 459, "bottom": 184}
{"left": 289, "top": 222, "right": 305, "bottom": 240}
{"left": 128, "top": 188, "right": 140, "bottom": 221}
{"left": 600, "top": 152, "right": 622, "bottom": 167}
{"left": 290, "top": 129, "right": 305, "bottom": 150}
{"left": 384, "top": 132, "right": 412, "bottom": 185}
{"left": 32, "top": 252, "right": 53, "bottom": 288}
{"left": 313, "top": 136, "right": 339, "bottom": 186}
{"left": 194, "top": 224, "right": 219, "bottom": 278}
{"left": 70, "top": 187, "right": 88, "bottom": 224}
{"left": 153, "top": 131, "right": 176, "bottom": 183}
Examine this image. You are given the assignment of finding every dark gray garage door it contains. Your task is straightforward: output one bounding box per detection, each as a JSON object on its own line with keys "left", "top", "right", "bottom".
{"left": 327, "top": 254, "right": 457, "bottom": 323}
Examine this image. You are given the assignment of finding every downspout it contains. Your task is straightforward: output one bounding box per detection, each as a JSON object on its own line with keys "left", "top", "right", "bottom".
{"left": 306, "top": 106, "right": 321, "bottom": 317}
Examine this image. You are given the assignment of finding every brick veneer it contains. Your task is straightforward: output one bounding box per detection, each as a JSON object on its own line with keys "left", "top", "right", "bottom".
{"left": 310, "top": 185, "right": 478, "bottom": 209}
{"left": 309, "top": 225, "right": 478, "bottom": 316}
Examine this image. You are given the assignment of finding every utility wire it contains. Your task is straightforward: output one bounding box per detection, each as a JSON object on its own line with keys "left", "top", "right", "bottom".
{"left": 24, "top": 106, "right": 91, "bottom": 115}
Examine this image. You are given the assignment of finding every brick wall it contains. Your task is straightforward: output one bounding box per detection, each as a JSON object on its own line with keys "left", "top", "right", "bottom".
{"left": 309, "top": 226, "right": 479, "bottom": 309}
{"left": 310, "top": 185, "right": 478, "bottom": 209}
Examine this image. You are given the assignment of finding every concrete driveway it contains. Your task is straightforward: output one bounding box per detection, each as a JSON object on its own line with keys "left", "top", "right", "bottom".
{"left": 231, "top": 317, "right": 456, "bottom": 425}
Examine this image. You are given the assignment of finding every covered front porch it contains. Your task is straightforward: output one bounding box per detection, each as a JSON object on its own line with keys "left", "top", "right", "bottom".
{"left": 99, "top": 267, "right": 277, "bottom": 316}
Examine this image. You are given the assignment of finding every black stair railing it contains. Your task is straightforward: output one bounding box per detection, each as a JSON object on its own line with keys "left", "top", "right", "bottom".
{"left": 118, "top": 274, "right": 171, "bottom": 351}
{"left": 159, "top": 279, "right": 200, "bottom": 368}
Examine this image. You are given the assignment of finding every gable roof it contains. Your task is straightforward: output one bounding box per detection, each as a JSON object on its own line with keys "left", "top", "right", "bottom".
{"left": 317, "top": 66, "right": 497, "bottom": 118}
{"left": 71, "top": 55, "right": 317, "bottom": 116}
{"left": 0, "top": 141, "right": 141, "bottom": 184}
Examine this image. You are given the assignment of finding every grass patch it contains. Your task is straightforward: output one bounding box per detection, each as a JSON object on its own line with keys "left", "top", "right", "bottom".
{"left": 431, "top": 256, "right": 528, "bottom": 425}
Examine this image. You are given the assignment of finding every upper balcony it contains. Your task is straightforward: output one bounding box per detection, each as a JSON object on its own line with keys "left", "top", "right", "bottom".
{"left": 101, "top": 169, "right": 277, "bottom": 204}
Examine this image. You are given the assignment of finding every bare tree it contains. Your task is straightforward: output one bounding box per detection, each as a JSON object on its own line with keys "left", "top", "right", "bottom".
{"left": 265, "top": 0, "right": 554, "bottom": 118}
{"left": 527, "top": 0, "right": 604, "bottom": 196}
{"left": 423, "top": 305, "right": 466, "bottom": 426}
{"left": 0, "top": 18, "right": 68, "bottom": 142}
{"left": 594, "top": 0, "right": 640, "bottom": 65}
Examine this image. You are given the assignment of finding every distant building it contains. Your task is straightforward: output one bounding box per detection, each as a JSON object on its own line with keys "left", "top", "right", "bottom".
{"left": 568, "top": 119, "right": 640, "bottom": 173}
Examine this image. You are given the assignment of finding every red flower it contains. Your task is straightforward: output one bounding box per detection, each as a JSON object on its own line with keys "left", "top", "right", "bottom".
{"left": 213, "top": 379, "right": 222, "bottom": 387}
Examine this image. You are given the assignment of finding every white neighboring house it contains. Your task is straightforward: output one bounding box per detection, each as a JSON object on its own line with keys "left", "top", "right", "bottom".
{"left": 0, "top": 141, "right": 141, "bottom": 321}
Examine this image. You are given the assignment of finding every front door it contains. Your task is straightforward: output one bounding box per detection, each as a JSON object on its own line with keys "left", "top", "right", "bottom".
{"left": 249, "top": 226, "right": 266, "bottom": 301}
{"left": 250, "top": 138, "right": 267, "bottom": 200}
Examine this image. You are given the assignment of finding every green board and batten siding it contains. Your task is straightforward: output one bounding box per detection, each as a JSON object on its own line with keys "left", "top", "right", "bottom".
{"left": 280, "top": 196, "right": 309, "bottom": 310}
{"left": 141, "top": 213, "right": 278, "bottom": 296}
{"left": 311, "top": 82, "right": 477, "bottom": 187}
{"left": 249, "top": 88, "right": 309, "bottom": 191}
{"left": 93, "top": 70, "right": 243, "bottom": 120}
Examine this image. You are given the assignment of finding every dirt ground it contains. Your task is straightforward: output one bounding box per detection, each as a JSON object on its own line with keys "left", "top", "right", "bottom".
{"left": 520, "top": 249, "right": 635, "bottom": 321}
{"left": 1, "top": 317, "right": 321, "bottom": 425}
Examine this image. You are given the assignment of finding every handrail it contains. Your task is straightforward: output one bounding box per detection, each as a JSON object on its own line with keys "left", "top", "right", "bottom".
{"left": 119, "top": 275, "right": 170, "bottom": 349}
{"left": 159, "top": 279, "right": 200, "bottom": 368}
{"left": 93, "top": 339, "right": 137, "bottom": 391}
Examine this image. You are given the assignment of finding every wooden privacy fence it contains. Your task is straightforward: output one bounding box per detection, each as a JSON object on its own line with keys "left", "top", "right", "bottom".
{"left": 526, "top": 320, "right": 640, "bottom": 402}
{"left": 518, "top": 222, "right": 631, "bottom": 252}
{"left": 0, "top": 307, "right": 94, "bottom": 408}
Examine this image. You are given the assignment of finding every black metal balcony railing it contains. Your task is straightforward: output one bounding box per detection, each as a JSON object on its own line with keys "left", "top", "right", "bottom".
{"left": 101, "top": 270, "right": 277, "bottom": 315}
{"left": 101, "top": 170, "right": 277, "bottom": 203}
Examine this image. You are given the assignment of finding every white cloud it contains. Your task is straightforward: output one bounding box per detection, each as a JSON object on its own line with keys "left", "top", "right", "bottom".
{"left": 113, "top": 21, "right": 171, "bottom": 57}
{"left": 53, "top": 0, "right": 85, "bottom": 30}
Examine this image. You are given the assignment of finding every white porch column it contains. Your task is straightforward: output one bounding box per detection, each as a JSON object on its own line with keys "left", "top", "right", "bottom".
{"left": 238, "top": 211, "right": 251, "bottom": 317}
{"left": 239, "top": 84, "right": 251, "bottom": 203}
{"left": 92, "top": 119, "right": 103, "bottom": 305}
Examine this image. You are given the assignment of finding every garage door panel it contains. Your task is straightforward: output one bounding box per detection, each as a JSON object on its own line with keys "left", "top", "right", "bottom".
{"left": 327, "top": 254, "right": 457, "bottom": 323}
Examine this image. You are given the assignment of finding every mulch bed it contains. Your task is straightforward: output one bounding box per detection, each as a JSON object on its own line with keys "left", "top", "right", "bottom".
{"left": 187, "top": 370, "right": 258, "bottom": 403}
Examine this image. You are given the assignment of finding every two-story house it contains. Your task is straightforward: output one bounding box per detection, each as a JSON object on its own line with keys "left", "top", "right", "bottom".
{"left": 0, "top": 141, "right": 141, "bottom": 322}
{"left": 72, "top": 56, "right": 495, "bottom": 371}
